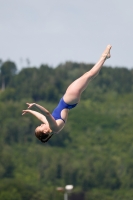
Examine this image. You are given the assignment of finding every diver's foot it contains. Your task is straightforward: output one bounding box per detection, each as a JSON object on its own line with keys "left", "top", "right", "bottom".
{"left": 101, "top": 45, "right": 112, "bottom": 59}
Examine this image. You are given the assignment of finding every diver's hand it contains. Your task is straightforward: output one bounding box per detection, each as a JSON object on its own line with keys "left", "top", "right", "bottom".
{"left": 22, "top": 109, "right": 30, "bottom": 115}
{"left": 26, "top": 103, "right": 35, "bottom": 109}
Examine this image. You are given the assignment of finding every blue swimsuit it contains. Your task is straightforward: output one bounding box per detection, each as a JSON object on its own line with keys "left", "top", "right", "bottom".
{"left": 52, "top": 98, "right": 78, "bottom": 123}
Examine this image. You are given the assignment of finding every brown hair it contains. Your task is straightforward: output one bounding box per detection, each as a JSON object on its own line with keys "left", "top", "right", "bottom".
{"left": 35, "top": 129, "right": 53, "bottom": 143}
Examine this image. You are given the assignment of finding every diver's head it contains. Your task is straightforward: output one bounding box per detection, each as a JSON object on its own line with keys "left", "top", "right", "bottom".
{"left": 35, "top": 124, "right": 53, "bottom": 143}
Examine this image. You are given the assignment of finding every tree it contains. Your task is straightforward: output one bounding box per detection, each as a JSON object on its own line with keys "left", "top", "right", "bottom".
{"left": 0, "top": 61, "right": 17, "bottom": 90}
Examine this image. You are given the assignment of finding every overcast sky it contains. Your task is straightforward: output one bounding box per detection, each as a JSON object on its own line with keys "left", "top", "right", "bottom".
{"left": 0, "top": 0, "right": 133, "bottom": 69}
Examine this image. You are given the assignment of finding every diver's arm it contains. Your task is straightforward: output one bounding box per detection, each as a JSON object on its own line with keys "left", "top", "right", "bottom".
{"left": 22, "top": 110, "right": 48, "bottom": 124}
{"left": 22, "top": 107, "right": 60, "bottom": 133}
{"left": 26, "top": 103, "right": 51, "bottom": 116}
{"left": 32, "top": 103, "right": 64, "bottom": 132}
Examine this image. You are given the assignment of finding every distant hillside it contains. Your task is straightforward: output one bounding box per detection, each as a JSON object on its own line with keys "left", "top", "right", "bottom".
{"left": 0, "top": 61, "right": 133, "bottom": 200}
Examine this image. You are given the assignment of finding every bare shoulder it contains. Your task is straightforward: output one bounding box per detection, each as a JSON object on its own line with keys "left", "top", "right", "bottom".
{"left": 54, "top": 120, "right": 65, "bottom": 133}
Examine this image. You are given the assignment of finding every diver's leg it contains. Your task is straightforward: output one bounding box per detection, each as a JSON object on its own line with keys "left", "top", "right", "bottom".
{"left": 63, "top": 45, "right": 112, "bottom": 104}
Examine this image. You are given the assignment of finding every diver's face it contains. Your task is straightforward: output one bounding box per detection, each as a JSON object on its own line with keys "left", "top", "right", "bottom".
{"left": 36, "top": 124, "right": 51, "bottom": 134}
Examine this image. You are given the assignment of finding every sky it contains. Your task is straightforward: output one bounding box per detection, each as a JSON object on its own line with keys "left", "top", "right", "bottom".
{"left": 0, "top": 0, "right": 133, "bottom": 70}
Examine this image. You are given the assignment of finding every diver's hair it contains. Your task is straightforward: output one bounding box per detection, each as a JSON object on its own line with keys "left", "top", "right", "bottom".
{"left": 35, "top": 129, "right": 53, "bottom": 143}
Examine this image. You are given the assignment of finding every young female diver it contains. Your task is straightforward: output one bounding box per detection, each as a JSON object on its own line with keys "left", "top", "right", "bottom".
{"left": 22, "top": 45, "right": 112, "bottom": 143}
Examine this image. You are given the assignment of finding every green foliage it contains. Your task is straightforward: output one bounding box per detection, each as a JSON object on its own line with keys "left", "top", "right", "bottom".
{"left": 0, "top": 61, "right": 17, "bottom": 89}
{"left": 0, "top": 60, "right": 133, "bottom": 199}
